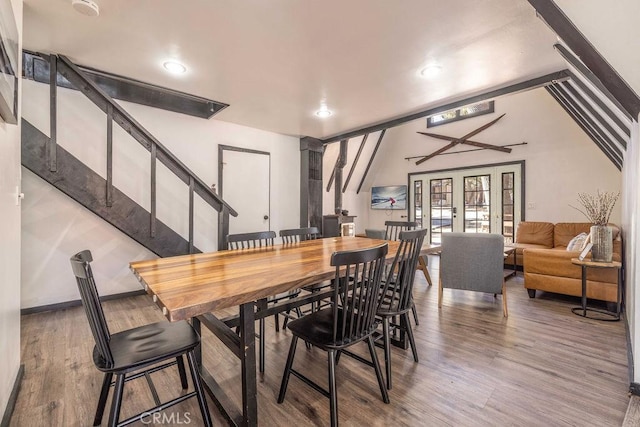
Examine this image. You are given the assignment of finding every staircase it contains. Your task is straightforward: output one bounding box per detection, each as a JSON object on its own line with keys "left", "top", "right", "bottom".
{"left": 21, "top": 53, "right": 237, "bottom": 257}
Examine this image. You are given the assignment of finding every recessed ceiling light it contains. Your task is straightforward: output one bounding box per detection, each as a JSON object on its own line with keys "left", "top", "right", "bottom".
{"left": 315, "top": 108, "right": 332, "bottom": 118}
{"left": 72, "top": 0, "right": 100, "bottom": 17}
{"left": 163, "top": 61, "right": 187, "bottom": 74}
{"left": 420, "top": 64, "right": 442, "bottom": 78}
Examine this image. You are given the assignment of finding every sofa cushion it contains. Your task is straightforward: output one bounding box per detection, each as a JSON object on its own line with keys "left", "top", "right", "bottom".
{"left": 554, "top": 223, "right": 592, "bottom": 248}
{"left": 515, "top": 222, "right": 554, "bottom": 247}
{"left": 523, "top": 247, "right": 620, "bottom": 282}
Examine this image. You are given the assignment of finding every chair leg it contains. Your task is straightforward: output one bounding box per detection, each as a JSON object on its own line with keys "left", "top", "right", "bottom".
{"left": 403, "top": 313, "right": 419, "bottom": 363}
{"left": 107, "top": 374, "right": 125, "bottom": 427}
{"left": 418, "top": 256, "right": 432, "bottom": 286}
{"left": 366, "top": 336, "right": 390, "bottom": 404}
{"left": 382, "top": 317, "right": 392, "bottom": 390}
{"left": 277, "top": 336, "right": 299, "bottom": 403}
{"left": 411, "top": 302, "right": 419, "bottom": 326}
{"left": 259, "top": 318, "right": 266, "bottom": 373}
{"left": 176, "top": 355, "right": 188, "bottom": 390}
{"left": 274, "top": 313, "right": 280, "bottom": 332}
{"left": 186, "top": 351, "right": 213, "bottom": 427}
{"left": 93, "top": 372, "right": 113, "bottom": 426}
{"left": 502, "top": 280, "right": 508, "bottom": 318}
{"left": 328, "top": 349, "right": 338, "bottom": 427}
{"left": 438, "top": 278, "right": 443, "bottom": 309}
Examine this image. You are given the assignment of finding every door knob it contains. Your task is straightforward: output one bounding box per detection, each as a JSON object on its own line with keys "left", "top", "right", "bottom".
{"left": 264, "top": 215, "right": 269, "bottom": 220}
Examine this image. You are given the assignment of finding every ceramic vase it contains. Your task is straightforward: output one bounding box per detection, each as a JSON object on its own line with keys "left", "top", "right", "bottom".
{"left": 590, "top": 225, "right": 613, "bottom": 262}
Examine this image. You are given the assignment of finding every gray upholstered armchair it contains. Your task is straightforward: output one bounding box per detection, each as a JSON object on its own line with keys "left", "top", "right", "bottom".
{"left": 438, "top": 232, "right": 508, "bottom": 317}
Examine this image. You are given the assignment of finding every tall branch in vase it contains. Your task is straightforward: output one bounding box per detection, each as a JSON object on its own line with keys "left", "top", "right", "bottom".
{"left": 570, "top": 190, "right": 619, "bottom": 226}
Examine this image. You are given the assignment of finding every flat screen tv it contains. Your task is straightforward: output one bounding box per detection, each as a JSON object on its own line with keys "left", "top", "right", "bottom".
{"left": 371, "top": 185, "right": 407, "bottom": 210}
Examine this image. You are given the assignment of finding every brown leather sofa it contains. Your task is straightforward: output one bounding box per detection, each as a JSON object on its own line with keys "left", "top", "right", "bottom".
{"left": 513, "top": 222, "right": 621, "bottom": 303}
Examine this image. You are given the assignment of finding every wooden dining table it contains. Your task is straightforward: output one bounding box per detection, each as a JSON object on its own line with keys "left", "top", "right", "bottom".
{"left": 129, "top": 236, "right": 400, "bottom": 427}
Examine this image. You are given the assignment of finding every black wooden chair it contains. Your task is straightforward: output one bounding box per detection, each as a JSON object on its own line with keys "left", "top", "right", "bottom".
{"left": 277, "top": 243, "right": 390, "bottom": 427}
{"left": 384, "top": 220, "right": 426, "bottom": 323}
{"left": 281, "top": 226, "right": 331, "bottom": 315}
{"left": 278, "top": 227, "right": 322, "bottom": 328}
{"left": 227, "top": 230, "right": 298, "bottom": 373}
{"left": 279, "top": 226, "right": 320, "bottom": 243}
{"left": 384, "top": 220, "right": 418, "bottom": 241}
{"left": 227, "top": 230, "right": 276, "bottom": 249}
{"left": 69, "top": 250, "right": 212, "bottom": 427}
{"left": 377, "top": 228, "right": 426, "bottom": 390}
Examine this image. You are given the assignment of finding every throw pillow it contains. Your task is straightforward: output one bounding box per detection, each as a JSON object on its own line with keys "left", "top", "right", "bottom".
{"left": 567, "top": 232, "right": 589, "bottom": 251}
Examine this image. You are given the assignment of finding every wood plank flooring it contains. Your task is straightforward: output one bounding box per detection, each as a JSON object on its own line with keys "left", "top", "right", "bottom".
{"left": 11, "top": 257, "right": 631, "bottom": 426}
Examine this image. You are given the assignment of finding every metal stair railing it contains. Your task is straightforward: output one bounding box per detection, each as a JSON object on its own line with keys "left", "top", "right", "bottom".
{"left": 40, "top": 53, "right": 237, "bottom": 252}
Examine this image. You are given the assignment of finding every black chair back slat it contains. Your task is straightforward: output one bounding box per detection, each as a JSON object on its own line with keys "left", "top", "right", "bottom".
{"left": 227, "top": 231, "right": 276, "bottom": 249}
{"left": 70, "top": 250, "right": 114, "bottom": 367}
{"left": 379, "top": 229, "right": 427, "bottom": 315}
{"left": 384, "top": 220, "right": 418, "bottom": 241}
{"left": 330, "top": 244, "right": 388, "bottom": 346}
{"left": 280, "top": 227, "right": 320, "bottom": 243}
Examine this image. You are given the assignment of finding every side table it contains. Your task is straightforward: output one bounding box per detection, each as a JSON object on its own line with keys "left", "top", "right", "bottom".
{"left": 570, "top": 258, "right": 622, "bottom": 321}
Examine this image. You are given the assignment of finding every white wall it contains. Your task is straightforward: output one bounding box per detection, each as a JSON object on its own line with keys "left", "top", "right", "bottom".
{"left": 325, "top": 88, "right": 622, "bottom": 231}
{"left": 21, "top": 80, "right": 300, "bottom": 308}
{"left": 0, "top": 0, "right": 22, "bottom": 417}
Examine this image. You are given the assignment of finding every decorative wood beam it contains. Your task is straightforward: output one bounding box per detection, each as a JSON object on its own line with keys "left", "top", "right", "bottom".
{"left": 23, "top": 50, "right": 228, "bottom": 119}
{"left": 526, "top": 0, "right": 640, "bottom": 118}
{"left": 356, "top": 130, "right": 386, "bottom": 194}
{"left": 561, "top": 81, "right": 627, "bottom": 150}
{"left": 321, "top": 70, "right": 570, "bottom": 144}
{"left": 565, "top": 70, "right": 630, "bottom": 138}
{"left": 326, "top": 157, "right": 340, "bottom": 192}
{"left": 334, "top": 140, "right": 348, "bottom": 212}
{"left": 554, "top": 84, "right": 623, "bottom": 160}
{"left": 342, "top": 134, "right": 368, "bottom": 193}
{"left": 546, "top": 86, "right": 621, "bottom": 170}
{"left": 554, "top": 44, "right": 633, "bottom": 122}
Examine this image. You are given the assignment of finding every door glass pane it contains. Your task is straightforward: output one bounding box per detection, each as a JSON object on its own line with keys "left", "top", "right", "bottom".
{"left": 502, "top": 172, "right": 515, "bottom": 243}
{"left": 463, "top": 175, "right": 490, "bottom": 233}
{"left": 414, "top": 180, "right": 423, "bottom": 229}
{"left": 430, "top": 178, "right": 452, "bottom": 244}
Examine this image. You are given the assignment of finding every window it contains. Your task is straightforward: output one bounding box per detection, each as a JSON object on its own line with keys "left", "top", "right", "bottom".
{"left": 429, "top": 178, "right": 453, "bottom": 244}
{"left": 414, "top": 180, "right": 423, "bottom": 229}
{"left": 463, "top": 175, "right": 491, "bottom": 233}
{"left": 502, "top": 172, "right": 515, "bottom": 244}
{"left": 427, "top": 101, "right": 495, "bottom": 128}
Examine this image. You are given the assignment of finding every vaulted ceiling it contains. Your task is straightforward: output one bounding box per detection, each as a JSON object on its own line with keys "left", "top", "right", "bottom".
{"left": 22, "top": 0, "right": 566, "bottom": 139}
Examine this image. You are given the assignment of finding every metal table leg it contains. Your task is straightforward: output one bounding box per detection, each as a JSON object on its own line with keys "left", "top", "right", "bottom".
{"left": 239, "top": 302, "right": 257, "bottom": 427}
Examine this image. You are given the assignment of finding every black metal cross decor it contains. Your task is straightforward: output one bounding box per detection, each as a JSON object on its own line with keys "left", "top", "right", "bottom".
{"left": 415, "top": 113, "right": 511, "bottom": 165}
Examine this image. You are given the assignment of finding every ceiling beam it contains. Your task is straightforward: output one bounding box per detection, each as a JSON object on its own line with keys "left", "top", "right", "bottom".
{"left": 554, "top": 44, "right": 632, "bottom": 122}
{"left": 554, "top": 84, "right": 623, "bottom": 161}
{"left": 546, "top": 86, "right": 621, "bottom": 170}
{"left": 561, "top": 81, "right": 627, "bottom": 150}
{"left": 356, "top": 130, "right": 386, "bottom": 194}
{"left": 23, "top": 50, "right": 228, "bottom": 119}
{"left": 565, "top": 70, "right": 630, "bottom": 138}
{"left": 321, "top": 70, "right": 570, "bottom": 144}
{"left": 342, "top": 134, "right": 368, "bottom": 193}
{"left": 527, "top": 0, "right": 640, "bottom": 119}
{"left": 553, "top": 84, "right": 623, "bottom": 166}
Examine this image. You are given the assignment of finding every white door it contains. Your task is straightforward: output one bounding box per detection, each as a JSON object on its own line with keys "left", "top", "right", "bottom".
{"left": 410, "top": 163, "right": 522, "bottom": 244}
{"left": 221, "top": 148, "right": 270, "bottom": 235}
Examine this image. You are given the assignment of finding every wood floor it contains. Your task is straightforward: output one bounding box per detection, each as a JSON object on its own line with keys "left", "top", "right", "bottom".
{"left": 11, "top": 257, "right": 631, "bottom": 426}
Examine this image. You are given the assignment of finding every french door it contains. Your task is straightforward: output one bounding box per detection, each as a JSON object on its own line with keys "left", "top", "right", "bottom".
{"left": 409, "top": 162, "right": 523, "bottom": 244}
